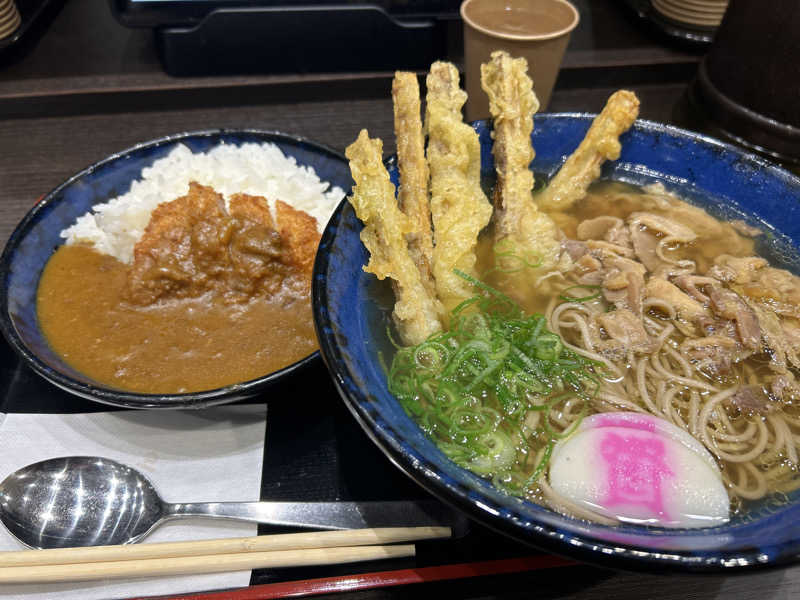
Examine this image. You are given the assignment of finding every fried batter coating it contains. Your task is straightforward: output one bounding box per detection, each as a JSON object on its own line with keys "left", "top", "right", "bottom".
{"left": 274, "top": 199, "right": 321, "bottom": 284}
{"left": 127, "top": 183, "right": 234, "bottom": 304}
{"left": 228, "top": 192, "right": 277, "bottom": 228}
{"left": 393, "top": 71, "right": 435, "bottom": 295}
{"left": 481, "top": 50, "right": 566, "bottom": 279}
{"left": 345, "top": 129, "right": 444, "bottom": 345}
{"left": 127, "top": 183, "right": 317, "bottom": 305}
{"left": 425, "top": 61, "right": 493, "bottom": 312}
{"left": 226, "top": 193, "right": 287, "bottom": 298}
{"left": 537, "top": 90, "right": 640, "bottom": 212}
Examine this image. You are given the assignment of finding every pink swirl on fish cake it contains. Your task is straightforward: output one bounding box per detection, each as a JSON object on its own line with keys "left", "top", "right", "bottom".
{"left": 599, "top": 430, "right": 674, "bottom": 520}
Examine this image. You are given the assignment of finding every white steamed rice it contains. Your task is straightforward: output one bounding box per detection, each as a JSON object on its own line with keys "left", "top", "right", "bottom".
{"left": 61, "top": 142, "right": 346, "bottom": 264}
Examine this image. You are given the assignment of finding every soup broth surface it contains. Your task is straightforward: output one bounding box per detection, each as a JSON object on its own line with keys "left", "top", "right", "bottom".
{"left": 408, "top": 180, "right": 800, "bottom": 518}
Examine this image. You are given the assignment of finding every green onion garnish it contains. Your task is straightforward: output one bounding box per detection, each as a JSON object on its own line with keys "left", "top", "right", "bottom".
{"left": 558, "top": 284, "right": 602, "bottom": 303}
{"left": 483, "top": 239, "right": 543, "bottom": 276}
{"left": 388, "top": 273, "right": 602, "bottom": 498}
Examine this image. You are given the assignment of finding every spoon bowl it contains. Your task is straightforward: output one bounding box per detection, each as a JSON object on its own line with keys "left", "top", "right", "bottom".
{"left": 0, "top": 457, "right": 166, "bottom": 549}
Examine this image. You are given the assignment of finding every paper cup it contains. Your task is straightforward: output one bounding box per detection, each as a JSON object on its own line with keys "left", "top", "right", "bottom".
{"left": 461, "top": 0, "right": 579, "bottom": 121}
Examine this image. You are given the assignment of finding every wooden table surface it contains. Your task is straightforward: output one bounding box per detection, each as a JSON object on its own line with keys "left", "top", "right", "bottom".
{"left": 1, "top": 2, "right": 798, "bottom": 599}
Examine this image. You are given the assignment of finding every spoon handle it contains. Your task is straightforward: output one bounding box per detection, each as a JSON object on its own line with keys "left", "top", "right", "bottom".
{"left": 163, "top": 500, "right": 454, "bottom": 530}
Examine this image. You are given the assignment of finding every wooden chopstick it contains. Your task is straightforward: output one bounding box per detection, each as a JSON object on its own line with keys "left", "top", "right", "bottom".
{"left": 0, "top": 526, "right": 449, "bottom": 568}
{"left": 0, "top": 527, "right": 450, "bottom": 583}
{"left": 0, "top": 544, "right": 416, "bottom": 584}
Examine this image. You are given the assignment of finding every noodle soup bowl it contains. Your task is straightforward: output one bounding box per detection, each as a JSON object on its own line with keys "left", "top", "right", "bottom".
{"left": 314, "top": 115, "right": 800, "bottom": 571}
{"left": 0, "top": 130, "right": 352, "bottom": 409}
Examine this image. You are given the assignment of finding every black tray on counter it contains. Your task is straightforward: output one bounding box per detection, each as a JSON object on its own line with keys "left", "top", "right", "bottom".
{"left": 109, "top": 0, "right": 462, "bottom": 76}
{"left": 0, "top": 338, "right": 578, "bottom": 593}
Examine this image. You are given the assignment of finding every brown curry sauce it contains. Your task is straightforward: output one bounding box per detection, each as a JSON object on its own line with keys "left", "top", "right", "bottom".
{"left": 36, "top": 183, "right": 320, "bottom": 394}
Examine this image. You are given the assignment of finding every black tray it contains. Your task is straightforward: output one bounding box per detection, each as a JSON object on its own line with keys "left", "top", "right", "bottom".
{"left": 0, "top": 337, "right": 569, "bottom": 591}
{"left": 153, "top": 5, "right": 448, "bottom": 76}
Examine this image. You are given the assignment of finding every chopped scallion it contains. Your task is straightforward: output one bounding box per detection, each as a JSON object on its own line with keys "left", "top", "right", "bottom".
{"left": 388, "top": 273, "right": 602, "bottom": 500}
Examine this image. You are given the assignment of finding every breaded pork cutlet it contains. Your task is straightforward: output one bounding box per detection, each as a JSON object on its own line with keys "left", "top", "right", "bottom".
{"left": 274, "top": 199, "right": 321, "bottom": 284}
{"left": 127, "top": 182, "right": 320, "bottom": 304}
{"left": 127, "top": 182, "right": 231, "bottom": 304}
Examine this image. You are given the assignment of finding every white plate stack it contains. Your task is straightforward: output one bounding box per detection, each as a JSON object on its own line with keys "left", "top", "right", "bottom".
{"left": 652, "top": 0, "right": 729, "bottom": 29}
{"left": 0, "top": 0, "right": 20, "bottom": 40}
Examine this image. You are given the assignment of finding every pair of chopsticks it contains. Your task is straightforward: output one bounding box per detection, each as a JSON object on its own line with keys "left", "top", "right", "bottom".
{"left": 0, "top": 527, "right": 450, "bottom": 584}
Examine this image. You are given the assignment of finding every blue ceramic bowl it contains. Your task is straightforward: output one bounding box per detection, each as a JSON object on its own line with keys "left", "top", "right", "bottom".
{"left": 0, "top": 130, "right": 352, "bottom": 409}
{"left": 313, "top": 115, "right": 800, "bottom": 572}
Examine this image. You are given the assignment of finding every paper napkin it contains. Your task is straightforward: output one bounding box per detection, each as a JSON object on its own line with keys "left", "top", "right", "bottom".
{"left": 0, "top": 404, "right": 267, "bottom": 600}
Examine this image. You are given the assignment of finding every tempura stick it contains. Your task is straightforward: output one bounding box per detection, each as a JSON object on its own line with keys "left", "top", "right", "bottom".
{"left": 392, "top": 71, "right": 436, "bottom": 296}
{"left": 482, "top": 50, "right": 540, "bottom": 211}
{"left": 425, "top": 61, "right": 493, "bottom": 312}
{"left": 346, "top": 130, "right": 444, "bottom": 345}
{"left": 481, "top": 50, "right": 566, "bottom": 278}
{"left": 537, "top": 90, "right": 640, "bottom": 212}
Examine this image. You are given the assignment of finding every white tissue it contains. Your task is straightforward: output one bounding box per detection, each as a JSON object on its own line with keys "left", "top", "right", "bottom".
{"left": 0, "top": 405, "right": 267, "bottom": 600}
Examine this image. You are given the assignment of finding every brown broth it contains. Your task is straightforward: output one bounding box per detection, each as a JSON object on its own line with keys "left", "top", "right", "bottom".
{"left": 476, "top": 181, "right": 757, "bottom": 314}
{"left": 553, "top": 181, "right": 756, "bottom": 272}
{"left": 36, "top": 245, "right": 317, "bottom": 394}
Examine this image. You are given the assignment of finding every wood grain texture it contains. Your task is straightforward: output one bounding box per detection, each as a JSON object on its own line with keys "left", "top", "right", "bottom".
{"left": 0, "top": 84, "right": 684, "bottom": 246}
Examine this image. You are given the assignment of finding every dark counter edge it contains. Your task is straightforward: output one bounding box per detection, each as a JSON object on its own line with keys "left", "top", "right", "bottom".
{"left": 0, "top": 60, "right": 699, "bottom": 121}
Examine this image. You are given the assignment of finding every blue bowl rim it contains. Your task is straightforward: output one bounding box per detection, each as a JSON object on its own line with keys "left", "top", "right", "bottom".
{"left": 0, "top": 128, "right": 348, "bottom": 409}
{"left": 313, "top": 113, "right": 800, "bottom": 573}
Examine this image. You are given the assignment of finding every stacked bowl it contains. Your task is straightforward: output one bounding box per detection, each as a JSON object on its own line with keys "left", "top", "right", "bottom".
{"left": 651, "top": 0, "right": 728, "bottom": 29}
{"left": 0, "top": 0, "right": 20, "bottom": 40}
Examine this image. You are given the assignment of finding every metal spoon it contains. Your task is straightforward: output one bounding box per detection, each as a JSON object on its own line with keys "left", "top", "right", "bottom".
{"left": 0, "top": 456, "right": 459, "bottom": 549}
